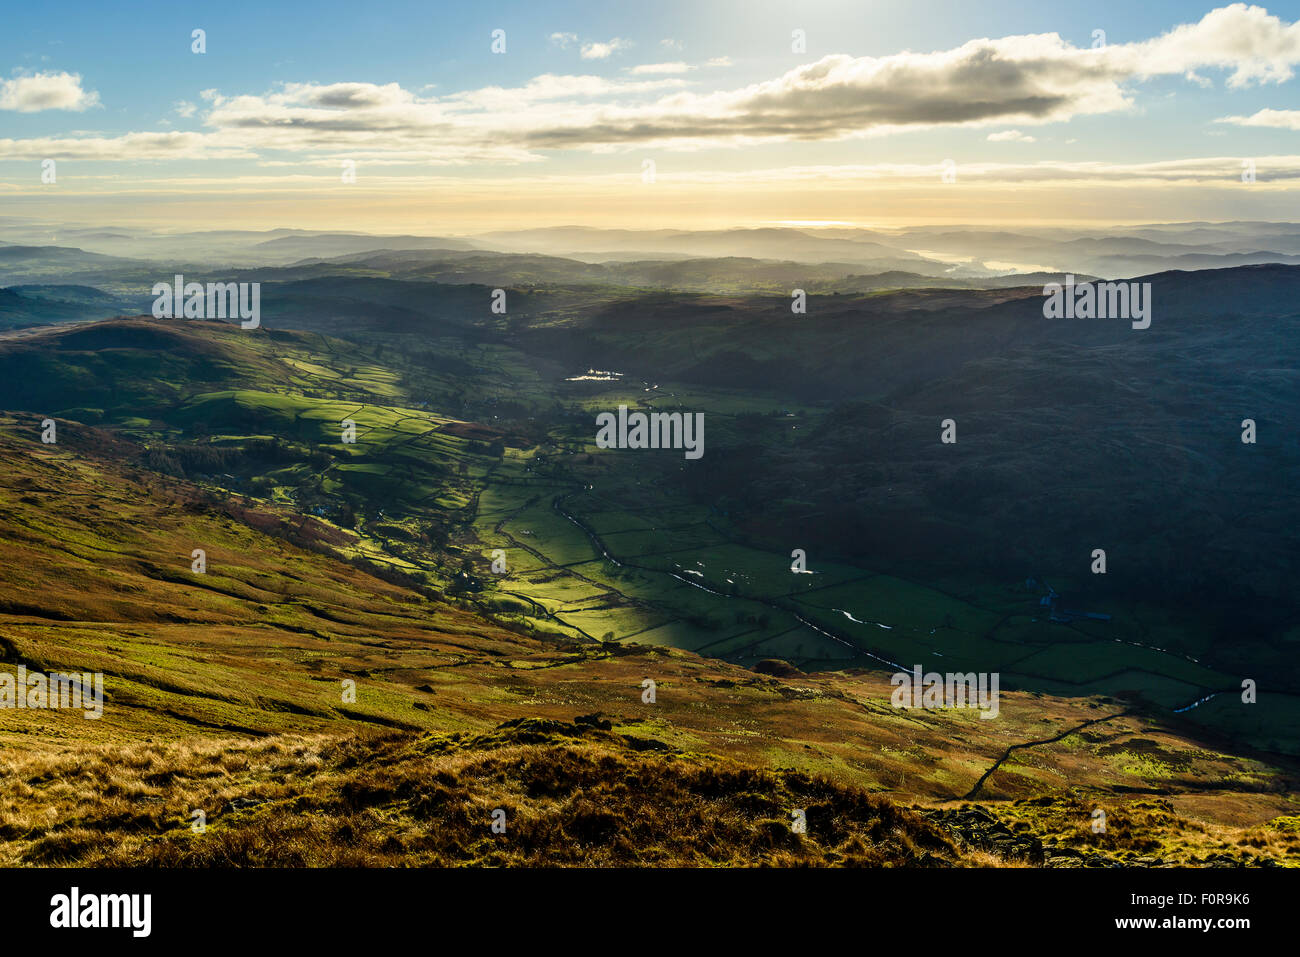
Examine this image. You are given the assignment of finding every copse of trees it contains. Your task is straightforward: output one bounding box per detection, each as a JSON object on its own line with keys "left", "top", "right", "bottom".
{"left": 139, "top": 437, "right": 332, "bottom": 480}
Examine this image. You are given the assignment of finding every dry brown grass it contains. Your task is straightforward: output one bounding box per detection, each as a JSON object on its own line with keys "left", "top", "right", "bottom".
{"left": 958, "top": 795, "right": 1300, "bottom": 867}
{"left": 0, "top": 718, "right": 983, "bottom": 867}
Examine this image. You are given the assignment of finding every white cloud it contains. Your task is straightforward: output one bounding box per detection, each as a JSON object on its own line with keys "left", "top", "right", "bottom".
{"left": 0, "top": 71, "right": 99, "bottom": 112}
{"left": 705, "top": 57, "right": 734, "bottom": 68}
{"left": 987, "top": 129, "right": 1036, "bottom": 142}
{"left": 581, "top": 38, "right": 631, "bottom": 60}
{"left": 1217, "top": 107, "right": 1300, "bottom": 129}
{"left": 549, "top": 32, "right": 577, "bottom": 48}
{"left": 1119, "top": 2, "right": 1300, "bottom": 87}
{"left": 0, "top": 130, "right": 253, "bottom": 161}
{"left": 628, "top": 62, "right": 692, "bottom": 75}
{"left": 174, "top": 100, "right": 197, "bottom": 118}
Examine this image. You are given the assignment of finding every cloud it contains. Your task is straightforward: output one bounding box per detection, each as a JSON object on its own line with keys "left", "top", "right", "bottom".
{"left": 4, "top": 5, "right": 1300, "bottom": 167}
{"left": 174, "top": 100, "right": 198, "bottom": 118}
{"left": 182, "top": 75, "right": 689, "bottom": 165}
{"left": 549, "top": 32, "right": 577, "bottom": 48}
{"left": 987, "top": 129, "right": 1036, "bottom": 142}
{"left": 1217, "top": 107, "right": 1300, "bottom": 129}
{"left": 0, "top": 130, "right": 253, "bottom": 161}
{"left": 628, "top": 58, "right": 729, "bottom": 75}
{"left": 630, "top": 155, "right": 1300, "bottom": 186}
{"left": 0, "top": 71, "right": 99, "bottom": 112}
{"left": 19, "top": 155, "right": 1300, "bottom": 202}
{"left": 581, "top": 38, "right": 631, "bottom": 60}
{"left": 628, "top": 62, "right": 692, "bottom": 75}
{"left": 510, "top": 5, "right": 1300, "bottom": 150}
{"left": 1119, "top": 2, "right": 1300, "bottom": 87}
{"left": 516, "top": 43, "right": 1127, "bottom": 149}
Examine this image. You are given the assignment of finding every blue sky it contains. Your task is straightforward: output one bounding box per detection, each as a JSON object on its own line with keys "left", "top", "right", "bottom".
{"left": 3, "top": 1, "right": 1299, "bottom": 230}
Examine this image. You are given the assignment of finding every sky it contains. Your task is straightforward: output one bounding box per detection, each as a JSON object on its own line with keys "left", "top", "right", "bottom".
{"left": 2, "top": 0, "right": 1299, "bottom": 232}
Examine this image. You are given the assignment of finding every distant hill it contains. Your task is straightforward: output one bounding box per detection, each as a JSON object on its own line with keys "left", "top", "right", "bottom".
{"left": 480, "top": 225, "right": 942, "bottom": 268}
{"left": 254, "top": 232, "right": 481, "bottom": 261}
{"left": 0, "top": 284, "right": 146, "bottom": 329}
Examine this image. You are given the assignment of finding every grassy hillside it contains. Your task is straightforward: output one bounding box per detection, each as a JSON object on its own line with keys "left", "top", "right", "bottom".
{"left": 0, "top": 413, "right": 1296, "bottom": 866}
